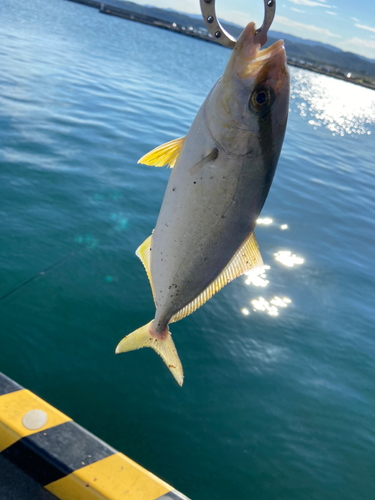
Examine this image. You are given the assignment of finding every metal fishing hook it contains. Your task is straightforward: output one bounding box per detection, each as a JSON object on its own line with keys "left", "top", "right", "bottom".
{"left": 200, "top": 0, "right": 276, "bottom": 48}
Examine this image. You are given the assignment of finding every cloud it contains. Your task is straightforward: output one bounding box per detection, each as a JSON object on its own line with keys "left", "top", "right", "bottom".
{"left": 288, "top": 0, "right": 332, "bottom": 7}
{"left": 274, "top": 15, "right": 341, "bottom": 37}
{"left": 355, "top": 23, "right": 375, "bottom": 34}
{"left": 351, "top": 17, "right": 360, "bottom": 23}
{"left": 291, "top": 7, "right": 305, "bottom": 12}
{"left": 326, "top": 11, "right": 337, "bottom": 15}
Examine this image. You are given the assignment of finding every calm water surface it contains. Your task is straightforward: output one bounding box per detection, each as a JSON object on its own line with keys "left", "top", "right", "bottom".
{"left": 1, "top": 1, "right": 375, "bottom": 499}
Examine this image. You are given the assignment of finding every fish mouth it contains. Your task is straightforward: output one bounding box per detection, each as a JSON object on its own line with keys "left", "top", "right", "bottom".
{"left": 233, "top": 23, "right": 287, "bottom": 79}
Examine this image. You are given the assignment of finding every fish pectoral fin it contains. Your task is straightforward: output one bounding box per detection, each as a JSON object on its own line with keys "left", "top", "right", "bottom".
{"left": 115, "top": 321, "right": 184, "bottom": 386}
{"left": 170, "top": 231, "right": 264, "bottom": 324}
{"left": 138, "top": 137, "right": 185, "bottom": 168}
{"left": 136, "top": 234, "right": 155, "bottom": 301}
{"left": 188, "top": 148, "right": 218, "bottom": 176}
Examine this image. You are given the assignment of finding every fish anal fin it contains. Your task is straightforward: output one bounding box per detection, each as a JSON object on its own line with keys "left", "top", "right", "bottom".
{"left": 170, "top": 232, "right": 263, "bottom": 323}
{"left": 136, "top": 235, "right": 155, "bottom": 301}
{"left": 115, "top": 321, "right": 184, "bottom": 386}
{"left": 138, "top": 137, "right": 185, "bottom": 168}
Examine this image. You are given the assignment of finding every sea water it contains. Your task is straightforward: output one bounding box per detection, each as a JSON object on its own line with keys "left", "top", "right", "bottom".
{"left": 1, "top": 0, "right": 375, "bottom": 499}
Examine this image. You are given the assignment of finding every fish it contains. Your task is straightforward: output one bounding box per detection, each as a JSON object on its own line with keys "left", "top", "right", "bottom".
{"left": 116, "top": 22, "right": 290, "bottom": 386}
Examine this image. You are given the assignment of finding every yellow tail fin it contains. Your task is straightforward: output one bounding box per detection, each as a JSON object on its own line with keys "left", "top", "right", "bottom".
{"left": 115, "top": 321, "right": 184, "bottom": 386}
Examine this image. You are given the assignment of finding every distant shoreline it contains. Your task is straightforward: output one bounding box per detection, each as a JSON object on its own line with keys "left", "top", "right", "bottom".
{"left": 286, "top": 60, "right": 375, "bottom": 91}
{"left": 68, "top": 0, "right": 375, "bottom": 91}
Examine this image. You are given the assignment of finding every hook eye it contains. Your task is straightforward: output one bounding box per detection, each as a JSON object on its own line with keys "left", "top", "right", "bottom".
{"left": 200, "top": 0, "right": 276, "bottom": 48}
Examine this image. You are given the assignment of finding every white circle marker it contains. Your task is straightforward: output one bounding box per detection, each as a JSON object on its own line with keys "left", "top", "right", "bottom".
{"left": 22, "top": 409, "right": 48, "bottom": 430}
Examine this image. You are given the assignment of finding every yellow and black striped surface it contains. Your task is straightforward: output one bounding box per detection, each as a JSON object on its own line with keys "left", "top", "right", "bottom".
{"left": 0, "top": 372, "right": 189, "bottom": 500}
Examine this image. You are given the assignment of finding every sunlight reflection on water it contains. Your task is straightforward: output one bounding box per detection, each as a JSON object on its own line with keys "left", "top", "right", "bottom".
{"left": 245, "top": 265, "right": 270, "bottom": 287}
{"left": 256, "top": 217, "right": 273, "bottom": 225}
{"left": 256, "top": 218, "right": 289, "bottom": 231}
{"left": 274, "top": 250, "right": 304, "bottom": 267}
{"left": 291, "top": 68, "right": 375, "bottom": 136}
{"left": 251, "top": 296, "right": 292, "bottom": 317}
{"left": 242, "top": 219, "right": 304, "bottom": 317}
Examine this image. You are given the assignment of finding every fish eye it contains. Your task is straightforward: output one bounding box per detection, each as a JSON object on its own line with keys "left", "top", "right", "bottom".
{"left": 256, "top": 91, "right": 267, "bottom": 105}
{"left": 249, "top": 86, "right": 273, "bottom": 115}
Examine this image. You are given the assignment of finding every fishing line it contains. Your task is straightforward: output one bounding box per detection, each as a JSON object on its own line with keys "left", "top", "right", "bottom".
{"left": 0, "top": 245, "right": 84, "bottom": 305}
{"left": 0, "top": 208, "right": 125, "bottom": 305}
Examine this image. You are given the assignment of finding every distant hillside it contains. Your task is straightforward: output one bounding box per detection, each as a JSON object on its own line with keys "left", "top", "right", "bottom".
{"left": 275, "top": 40, "right": 375, "bottom": 77}
{"left": 268, "top": 31, "right": 342, "bottom": 53}
{"left": 100, "top": 0, "right": 375, "bottom": 78}
{"left": 262, "top": 37, "right": 375, "bottom": 77}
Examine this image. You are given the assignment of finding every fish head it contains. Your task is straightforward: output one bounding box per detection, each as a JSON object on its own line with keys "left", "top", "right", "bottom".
{"left": 207, "top": 22, "right": 290, "bottom": 155}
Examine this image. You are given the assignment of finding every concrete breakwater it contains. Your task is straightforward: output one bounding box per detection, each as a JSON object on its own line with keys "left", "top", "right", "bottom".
{"left": 70, "top": 0, "right": 101, "bottom": 7}
{"left": 68, "top": 0, "right": 215, "bottom": 44}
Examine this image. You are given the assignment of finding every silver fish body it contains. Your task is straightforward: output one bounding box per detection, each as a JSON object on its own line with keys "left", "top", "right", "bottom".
{"left": 116, "top": 23, "right": 290, "bottom": 385}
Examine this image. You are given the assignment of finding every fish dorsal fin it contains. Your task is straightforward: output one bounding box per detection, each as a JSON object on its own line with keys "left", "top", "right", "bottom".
{"left": 170, "top": 232, "right": 263, "bottom": 324}
{"left": 136, "top": 235, "right": 155, "bottom": 300}
{"left": 138, "top": 137, "right": 185, "bottom": 168}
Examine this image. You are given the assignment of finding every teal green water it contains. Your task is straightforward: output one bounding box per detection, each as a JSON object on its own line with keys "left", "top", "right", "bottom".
{"left": 1, "top": 1, "right": 375, "bottom": 498}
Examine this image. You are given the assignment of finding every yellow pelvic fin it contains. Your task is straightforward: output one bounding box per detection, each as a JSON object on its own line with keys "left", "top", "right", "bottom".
{"left": 115, "top": 321, "right": 184, "bottom": 386}
{"left": 138, "top": 137, "right": 185, "bottom": 168}
{"left": 136, "top": 234, "right": 155, "bottom": 301}
{"left": 170, "top": 232, "right": 263, "bottom": 324}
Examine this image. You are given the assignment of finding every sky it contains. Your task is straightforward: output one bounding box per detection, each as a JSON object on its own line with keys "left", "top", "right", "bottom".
{"left": 138, "top": 0, "right": 375, "bottom": 59}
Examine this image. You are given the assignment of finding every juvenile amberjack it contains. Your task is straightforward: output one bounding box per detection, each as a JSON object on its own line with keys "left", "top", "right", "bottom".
{"left": 116, "top": 23, "right": 290, "bottom": 385}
